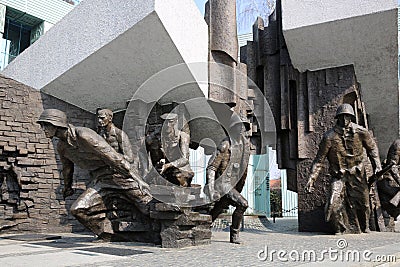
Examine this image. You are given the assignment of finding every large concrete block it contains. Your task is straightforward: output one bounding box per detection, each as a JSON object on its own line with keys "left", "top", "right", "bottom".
{"left": 2, "top": 0, "right": 208, "bottom": 113}
{"left": 282, "top": 0, "right": 399, "bottom": 155}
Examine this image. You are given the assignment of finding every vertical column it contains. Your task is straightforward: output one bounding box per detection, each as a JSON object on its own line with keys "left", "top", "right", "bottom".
{"left": 207, "top": 0, "right": 238, "bottom": 106}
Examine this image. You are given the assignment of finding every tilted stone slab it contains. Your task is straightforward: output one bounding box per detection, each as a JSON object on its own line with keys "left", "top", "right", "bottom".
{"left": 2, "top": 0, "right": 208, "bottom": 114}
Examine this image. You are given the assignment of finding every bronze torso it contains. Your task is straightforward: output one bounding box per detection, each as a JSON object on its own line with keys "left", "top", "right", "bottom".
{"left": 325, "top": 124, "right": 365, "bottom": 177}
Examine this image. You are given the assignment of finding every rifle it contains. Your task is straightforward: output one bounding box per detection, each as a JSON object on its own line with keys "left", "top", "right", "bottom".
{"left": 367, "top": 162, "right": 394, "bottom": 187}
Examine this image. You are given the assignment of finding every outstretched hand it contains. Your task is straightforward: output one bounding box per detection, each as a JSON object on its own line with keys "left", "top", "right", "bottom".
{"left": 136, "top": 177, "right": 150, "bottom": 192}
{"left": 129, "top": 170, "right": 150, "bottom": 194}
{"left": 160, "top": 163, "right": 172, "bottom": 175}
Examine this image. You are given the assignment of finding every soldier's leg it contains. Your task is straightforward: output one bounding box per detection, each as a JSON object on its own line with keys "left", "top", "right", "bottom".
{"left": 228, "top": 189, "right": 249, "bottom": 230}
{"left": 70, "top": 187, "right": 113, "bottom": 240}
{"left": 123, "top": 186, "right": 153, "bottom": 216}
{"left": 227, "top": 189, "right": 248, "bottom": 244}
{"left": 346, "top": 173, "right": 370, "bottom": 233}
{"left": 209, "top": 196, "right": 230, "bottom": 222}
{"left": 327, "top": 179, "right": 348, "bottom": 233}
{"left": 359, "top": 183, "right": 371, "bottom": 233}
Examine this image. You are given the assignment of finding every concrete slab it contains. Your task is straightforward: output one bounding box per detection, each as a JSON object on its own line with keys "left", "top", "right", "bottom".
{"left": 282, "top": 0, "right": 399, "bottom": 155}
{"left": 2, "top": 0, "right": 208, "bottom": 113}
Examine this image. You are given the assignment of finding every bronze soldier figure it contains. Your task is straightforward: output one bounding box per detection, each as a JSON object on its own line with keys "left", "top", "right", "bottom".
{"left": 305, "top": 104, "right": 382, "bottom": 234}
{"left": 96, "top": 108, "right": 136, "bottom": 165}
{"left": 37, "top": 109, "right": 152, "bottom": 241}
{"left": 377, "top": 139, "right": 400, "bottom": 219}
{"left": 156, "top": 113, "right": 194, "bottom": 187}
{"left": 205, "top": 114, "right": 250, "bottom": 244}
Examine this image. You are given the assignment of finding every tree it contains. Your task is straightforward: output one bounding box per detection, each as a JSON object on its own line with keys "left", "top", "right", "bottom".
{"left": 236, "top": 0, "right": 275, "bottom": 33}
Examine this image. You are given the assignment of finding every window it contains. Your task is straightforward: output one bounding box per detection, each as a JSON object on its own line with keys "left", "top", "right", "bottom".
{"left": 0, "top": 18, "right": 32, "bottom": 70}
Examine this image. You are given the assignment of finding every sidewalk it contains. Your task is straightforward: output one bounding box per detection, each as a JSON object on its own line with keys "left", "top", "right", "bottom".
{"left": 1, "top": 217, "right": 400, "bottom": 267}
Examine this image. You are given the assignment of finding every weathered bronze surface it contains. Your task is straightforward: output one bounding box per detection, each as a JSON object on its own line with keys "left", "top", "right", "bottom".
{"left": 305, "top": 104, "right": 382, "bottom": 234}
{"left": 38, "top": 109, "right": 152, "bottom": 241}
{"left": 146, "top": 113, "right": 194, "bottom": 187}
{"left": 377, "top": 139, "right": 400, "bottom": 219}
{"left": 205, "top": 114, "right": 250, "bottom": 243}
{"left": 35, "top": 108, "right": 213, "bottom": 247}
{"left": 96, "top": 108, "right": 135, "bottom": 164}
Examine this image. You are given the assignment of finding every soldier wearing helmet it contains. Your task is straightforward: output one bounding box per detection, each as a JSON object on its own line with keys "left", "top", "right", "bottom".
{"left": 305, "top": 104, "right": 381, "bottom": 234}
{"left": 37, "top": 109, "right": 152, "bottom": 241}
{"left": 204, "top": 113, "right": 251, "bottom": 243}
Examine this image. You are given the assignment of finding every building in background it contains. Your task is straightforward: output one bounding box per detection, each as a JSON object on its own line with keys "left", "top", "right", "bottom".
{"left": 0, "top": 0, "right": 75, "bottom": 70}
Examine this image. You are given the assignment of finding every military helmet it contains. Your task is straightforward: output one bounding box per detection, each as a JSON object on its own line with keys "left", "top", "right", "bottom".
{"left": 37, "top": 109, "right": 68, "bottom": 128}
{"left": 335, "top": 104, "right": 355, "bottom": 119}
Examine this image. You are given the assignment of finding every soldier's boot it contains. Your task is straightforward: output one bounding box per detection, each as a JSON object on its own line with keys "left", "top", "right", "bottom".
{"left": 230, "top": 226, "right": 241, "bottom": 244}
{"left": 363, "top": 218, "right": 371, "bottom": 233}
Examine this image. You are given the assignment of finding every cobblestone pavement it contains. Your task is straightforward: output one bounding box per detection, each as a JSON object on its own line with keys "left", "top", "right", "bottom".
{"left": 1, "top": 218, "right": 400, "bottom": 267}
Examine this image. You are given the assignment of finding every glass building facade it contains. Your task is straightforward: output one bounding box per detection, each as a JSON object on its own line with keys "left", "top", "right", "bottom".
{"left": 0, "top": 0, "right": 75, "bottom": 70}
{"left": 0, "top": 18, "right": 33, "bottom": 69}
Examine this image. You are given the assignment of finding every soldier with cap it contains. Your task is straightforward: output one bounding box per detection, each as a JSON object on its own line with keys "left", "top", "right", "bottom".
{"left": 37, "top": 109, "right": 152, "bottom": 241}
{"left": 205, "top": 113, "right": 251, "bottom": 244}
{"left": 155, "top": 112, "right": 194, "bottom": 187}
{"left": 305, "top": 103, "right": 382, "bottom": 234}
{"left": 96, "top": 108, "right": 136, "bottom": 166}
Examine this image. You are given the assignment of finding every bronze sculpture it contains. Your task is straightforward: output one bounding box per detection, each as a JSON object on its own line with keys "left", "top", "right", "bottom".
{"left": 96, "top": 108, "right": 135, "bottom": 163}
{"left": 305, "top": 104, "right": 382, "bottom": 234}
{"left": 205, "top": 114, "right": 250, "bottom": 244}
{"left": 148, "top": 113, "right": 194, "bottom": 187}
{"left": 37, "top": 109, "right": 152, "bottom": 241}
{"left": 377, "top": 139, "right": 400, "bottom": 219}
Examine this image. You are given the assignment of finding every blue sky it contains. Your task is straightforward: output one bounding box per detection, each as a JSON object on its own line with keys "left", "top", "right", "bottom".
{"left": 194, "top": 0, "right": 207, "bottom": 15}
{"left": 193, "top": 0, "right": 268, "bottom": 34}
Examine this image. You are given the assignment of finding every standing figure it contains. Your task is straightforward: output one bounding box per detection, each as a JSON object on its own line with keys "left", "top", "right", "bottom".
{"left": 305, "top": 104, "right": 382, "bottom": 234}
{"left": 37, "top": 109, "right": 152, "bottom": 241}
{"left": 97, "top": 108, "right": 135, "bottom": 165}
{"left": 377, "top": 139, "right": 400, "bottom": 219}
{"left": 205, "top": 114, "right": 250, "bottom": 244}
{"left": 156, "top": 113, "right": 194, "bottom": 187}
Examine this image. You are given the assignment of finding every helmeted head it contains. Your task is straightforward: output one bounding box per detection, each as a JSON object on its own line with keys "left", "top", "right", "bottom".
{"left": 97, "top": 108, "right": 113, "bottom": 127}
{"left": 335, "top": 104, "right": 355, "bottom": 119}
{"left": 37, "top": 109, "right": 68, "bottom": 138}
{"left": 335, "top": 104, "right": 355, "bottom": 128}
